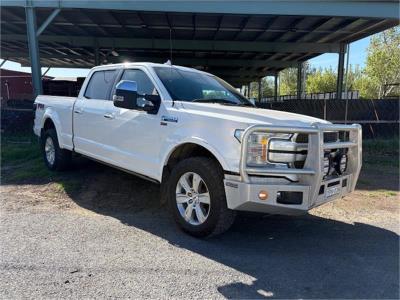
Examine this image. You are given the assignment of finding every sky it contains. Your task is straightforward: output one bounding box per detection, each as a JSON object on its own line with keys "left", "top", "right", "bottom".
{"left": 0, "top": 36, "right": 371, "bottom": 78}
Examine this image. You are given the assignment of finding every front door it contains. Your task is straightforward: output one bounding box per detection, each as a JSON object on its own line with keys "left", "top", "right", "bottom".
{"left": 102, "top": 68, "right": 165, "bottom": 178}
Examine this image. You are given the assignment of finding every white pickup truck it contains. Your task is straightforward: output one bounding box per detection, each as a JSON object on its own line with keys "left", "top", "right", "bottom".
{"left": 34, "top": 62, "right": 362, "bottom": 237}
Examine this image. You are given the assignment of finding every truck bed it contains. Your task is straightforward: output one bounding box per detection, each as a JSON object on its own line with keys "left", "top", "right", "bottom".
{"left": 34, "top": 95, "right": 77, "bottom": 151}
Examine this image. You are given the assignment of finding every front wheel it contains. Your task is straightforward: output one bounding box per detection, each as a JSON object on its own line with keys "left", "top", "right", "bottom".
{"left": 41, "top": 128, "right": 71, "bottom": 171}
{"left": 167, "top": 157, "right": 236, "bottom": 237}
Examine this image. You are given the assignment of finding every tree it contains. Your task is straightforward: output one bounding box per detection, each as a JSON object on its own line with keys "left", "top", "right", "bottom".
{"left": 362, "top": 26, "right": 400, "bottom": 98}
{"left": 278, "top": 68, "right": 297, "bottom": 95}
{"left": 249, "top": 77, "right": 274, "bottom": 99}
{"left": 278, "top": 62, "right": 311, "bottom": 96}
{"left": 306, "top": 67, "right": 337, "bottom": 93}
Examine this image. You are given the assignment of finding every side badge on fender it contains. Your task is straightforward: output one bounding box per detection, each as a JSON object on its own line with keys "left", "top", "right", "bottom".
{"left": 161, "top": 115, "right": 178, "bottom": 126}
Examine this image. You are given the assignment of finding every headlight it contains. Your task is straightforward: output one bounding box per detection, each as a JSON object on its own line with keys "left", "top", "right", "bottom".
{"left": 245, "top": 132, "right": 291, "bottom": 166}
{"left": 323, "top": 155, "right": 331, "bottom": 176}
{"left": 337, "top": 154, "right": 347, "bottom": 174}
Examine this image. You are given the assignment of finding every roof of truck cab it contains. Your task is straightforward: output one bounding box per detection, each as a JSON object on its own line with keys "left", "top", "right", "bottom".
{"left": 90, "top": 62, "right": 212, "bottom": 75}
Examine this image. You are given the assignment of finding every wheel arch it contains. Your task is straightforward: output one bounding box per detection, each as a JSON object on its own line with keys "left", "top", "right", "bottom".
{"left": 161, "top": 141, "right": 228, "bottom": 183}
{"left": 40, "top": 112, "right": 63, "bottom": 147}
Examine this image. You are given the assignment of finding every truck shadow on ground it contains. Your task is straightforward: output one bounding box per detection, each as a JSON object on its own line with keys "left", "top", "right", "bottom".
{"left": 58, "top": 160, "right": 399, "bottom": 299}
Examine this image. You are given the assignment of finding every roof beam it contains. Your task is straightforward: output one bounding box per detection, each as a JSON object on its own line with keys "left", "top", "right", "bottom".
{"left": 318, "top": 18, "right": 368, "bottom": 43}
{"left": 2, "top": 1, "right": 398, "bottom": 19}
{"left": 37, "top": 8, "right": 61, "bottom": 36}
{"left": 212, "top": 69, "right": 275, "bottom": 77}
{"left": 2, "top": 20, "right": 368, "bottom": 35}
{"left": 0, "top": 51, "right": 300, "bottom": 68}
{"left": 3, "top": 34, "right": 342, "bottom": 53}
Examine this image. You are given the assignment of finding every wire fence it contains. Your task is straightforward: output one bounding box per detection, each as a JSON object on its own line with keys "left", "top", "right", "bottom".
{"left": 262, "top": 91, "right": 360, "bottom": 101}
{"left": 257, "top": 98, "right": 399, "bottom": 139}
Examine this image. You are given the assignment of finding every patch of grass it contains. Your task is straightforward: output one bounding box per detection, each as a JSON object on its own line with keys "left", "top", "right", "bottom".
{"left": 1, "top": 134, "right": 50, "bottom": 181}
{"left": 366, "top": 189, "right": 398, "bottom": 198}
{"left": 1, "top": 138, "right": 40, "bottom": 165}
{"left": 1, "top": 135, "right": 81, "bottom": 194}
{"left": 6, "top": 157, "right": 52, "bottom": 181}
{"left": 363, "top": 138, "right": 399, "bottom": 167}
{"left": 53, "top": 180, "right": 81, "bottom": 194}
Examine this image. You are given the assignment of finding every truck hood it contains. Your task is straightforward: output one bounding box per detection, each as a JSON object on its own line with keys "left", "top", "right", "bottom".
{"left": 179, "top": 102, "right": 329, "bottom": 128}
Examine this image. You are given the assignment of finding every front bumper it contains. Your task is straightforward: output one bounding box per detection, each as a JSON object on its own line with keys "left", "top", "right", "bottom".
{"left": 224, "top": 123, "right": 362, "bottom": 215}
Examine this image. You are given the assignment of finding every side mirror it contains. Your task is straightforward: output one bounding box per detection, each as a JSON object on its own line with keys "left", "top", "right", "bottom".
{"left": 113, "top": 80, "right": 161, "bottom": 114}
{"left": 113, "top": 80, "right": 138, "bottom": 109}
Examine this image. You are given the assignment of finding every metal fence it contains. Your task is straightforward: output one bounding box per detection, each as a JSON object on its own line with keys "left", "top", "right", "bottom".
{"left": 257, "top": 99, "right": 399, "bottom": 139}
{"left": 263, "top": 91, "right": 360, "bottom": 101}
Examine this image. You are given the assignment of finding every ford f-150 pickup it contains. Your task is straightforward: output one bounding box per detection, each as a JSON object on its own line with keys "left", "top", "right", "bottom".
{"left": 34, "top": 62, "right": 362, "bottom": 237}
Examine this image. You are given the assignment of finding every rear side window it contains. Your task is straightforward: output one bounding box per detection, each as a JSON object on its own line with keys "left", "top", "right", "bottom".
{"left": 84, "top": 70, "right": 117, "bottom": 100}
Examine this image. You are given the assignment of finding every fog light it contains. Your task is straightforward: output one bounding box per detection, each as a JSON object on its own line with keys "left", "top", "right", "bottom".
{"left": 258, "top": 190, "right": 268, "bottom": 201}
{"left": 338, "top": 154, "right": 348, "bottom": 174}
{"left": 323, "top": 155, "right": 330, "bottom": 176}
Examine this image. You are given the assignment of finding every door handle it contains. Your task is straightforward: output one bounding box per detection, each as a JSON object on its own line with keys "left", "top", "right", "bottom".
{"left": 74, "top": 109, "right": 83, "bottom": 114}
{"left": 103, "top": 113, "right": 115, "bottom": 119}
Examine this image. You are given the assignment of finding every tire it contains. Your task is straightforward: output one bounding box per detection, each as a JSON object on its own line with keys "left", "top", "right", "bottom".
{"left": 41, "top": 128, "right": 71, "bottom": 171}
{"left": 167, "top": 157, "right": 236, "bottom": 237}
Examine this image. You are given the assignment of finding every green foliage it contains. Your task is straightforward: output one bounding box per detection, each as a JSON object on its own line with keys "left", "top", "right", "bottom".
{"left": 249, "top": 77, "right": 275, "bottom": 99}
{"left": 363, "top": 27, "right": 400, "bottom": 98}
{"left": 306, "top": 67, "right": 337, "bottom": 93}
{"left": 279, "top": 68, "right": 297, "bottom": 95}
{"left": 274, "top": 27, "right": 400, "bottom": 99}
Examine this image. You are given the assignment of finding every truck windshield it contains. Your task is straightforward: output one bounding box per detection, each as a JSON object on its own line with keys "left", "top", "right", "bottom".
{"left": 154, "top": 67, "right": 254, "bottom": 106}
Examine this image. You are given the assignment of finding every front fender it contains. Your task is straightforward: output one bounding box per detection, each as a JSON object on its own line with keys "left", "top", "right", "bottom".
{"left": 158, "top": 134, "right": 236, "bottom": 182}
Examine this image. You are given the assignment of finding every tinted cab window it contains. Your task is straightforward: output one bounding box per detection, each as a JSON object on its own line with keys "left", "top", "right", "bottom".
{"left": 121, "top": 69, "right": 158, "bottom": 95}
{"left": 84, "top": 70, "right": 117, "bottom": 100}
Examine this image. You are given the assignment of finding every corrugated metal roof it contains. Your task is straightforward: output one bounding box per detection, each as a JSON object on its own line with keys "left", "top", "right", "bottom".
{"left": 1, "top": 3, "right": 398, "bottom": 86}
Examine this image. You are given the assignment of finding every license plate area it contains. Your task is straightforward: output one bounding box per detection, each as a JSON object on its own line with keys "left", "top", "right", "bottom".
{"left": 325, "top": 185, "right": 341, "bottom": 198}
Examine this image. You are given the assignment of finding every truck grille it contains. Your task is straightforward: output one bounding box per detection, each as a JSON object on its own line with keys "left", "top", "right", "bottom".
{"left": 294, "top": 131, "right": 349, "bottom": 170}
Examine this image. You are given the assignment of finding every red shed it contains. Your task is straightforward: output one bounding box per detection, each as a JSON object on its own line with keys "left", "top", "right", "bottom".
{"left": 0, "top": 69, "right": 52, "bottom": 103}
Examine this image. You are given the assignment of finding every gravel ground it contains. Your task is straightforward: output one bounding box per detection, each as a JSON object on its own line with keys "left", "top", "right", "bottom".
{"left": 1, "top": 161, "right": 399, "bottom": 299}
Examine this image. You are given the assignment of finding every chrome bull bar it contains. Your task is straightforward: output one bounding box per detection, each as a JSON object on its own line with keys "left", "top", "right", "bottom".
{"left": 239, "top": 123, "right": 362, "bottom": 205}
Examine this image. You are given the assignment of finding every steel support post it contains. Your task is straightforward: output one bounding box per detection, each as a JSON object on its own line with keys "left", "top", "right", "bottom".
{"left": 274, "top": 74, "right": 278, "bottom": 101}
{"left": 247, "top": 83, "right": 251, "bottom": 98}
{"left": 336, "top": 43, "right": 346, "bottom": 100}
{"left": 344, "top": 43, "right": 350, "bottom": 123}
{"left": 258, "top": 78, "right": 262, "bottom": 102}
{"left": 25, "top": 6, "right": 42, "bottom": 96}
{"left": 297, "top": 62, "right": 304, "bottom": 99}
{"left": 0, "top": 59, "right": 7, "bottom": 68}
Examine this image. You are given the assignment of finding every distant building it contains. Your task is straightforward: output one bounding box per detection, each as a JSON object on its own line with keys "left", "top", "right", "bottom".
{"left": 0, "top": 69, "right": 85, "bottom": 106}
{"left": 0, "top": 69, "right": 53, "bottom": 104}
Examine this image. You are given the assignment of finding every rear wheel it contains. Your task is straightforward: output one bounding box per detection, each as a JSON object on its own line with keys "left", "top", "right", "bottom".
{"left": 41, "top": 128, "right": 71, "bottom": 171}
{"left": 167, "top": 157, "right": 236, "bottom": 237}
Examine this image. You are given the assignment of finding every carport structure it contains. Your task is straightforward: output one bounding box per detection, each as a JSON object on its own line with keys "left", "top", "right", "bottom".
{"left": 1, "top": 1, "right": 399, "bottom": 99}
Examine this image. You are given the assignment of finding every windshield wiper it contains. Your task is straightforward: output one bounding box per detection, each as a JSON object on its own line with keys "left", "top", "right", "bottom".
{"left": 191, "top": 98, "right": 255, "bottom": 107}
{"left": 192, "top": 98, "right": 240, "bottom": 105}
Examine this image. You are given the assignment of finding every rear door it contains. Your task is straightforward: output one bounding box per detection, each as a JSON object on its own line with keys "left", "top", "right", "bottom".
{"left": 73, "top": 69, "right": 119, "bottom": 162}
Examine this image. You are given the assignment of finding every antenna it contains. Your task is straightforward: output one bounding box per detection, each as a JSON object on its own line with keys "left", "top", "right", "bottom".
{"left": 169, "top": 27, "right": 173, "bottom": 65}
{"left": 169, "top": 27, "right": 175, "bottom": 107}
